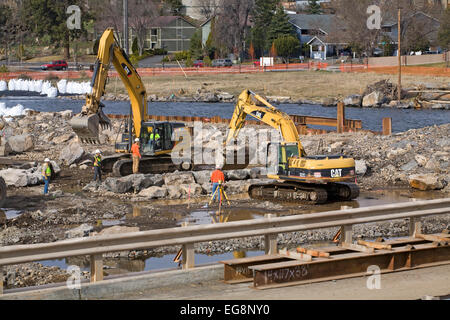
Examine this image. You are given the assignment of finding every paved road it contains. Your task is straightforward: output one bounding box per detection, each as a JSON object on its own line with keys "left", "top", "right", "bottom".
{"left": 119, "top": 264, "right": 450, "bottom": 300}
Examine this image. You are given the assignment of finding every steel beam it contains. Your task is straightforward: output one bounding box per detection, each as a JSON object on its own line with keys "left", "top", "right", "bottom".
{"left": 251, "top": 242, "right": 450, "bottom": 289}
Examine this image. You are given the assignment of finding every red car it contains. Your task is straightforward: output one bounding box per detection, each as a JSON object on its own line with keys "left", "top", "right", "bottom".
{"left": 41, "top": 60, "right": 68, "bottom": 71}
{"left": 193, "top": 60, "right": 204, "bottom": 67}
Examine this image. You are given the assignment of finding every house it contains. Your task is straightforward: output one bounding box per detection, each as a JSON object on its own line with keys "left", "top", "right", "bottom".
{"left": 288, "top": 14, "right": 346, "bottom": 60}
{"left": 380, "top": 11, "right": 441, "bottom": 47}
{"left": 200, "top": 17, "right": 213, "bottom": 46}
{"left": 145, "top": 16, "right": 198, "bottom": 53}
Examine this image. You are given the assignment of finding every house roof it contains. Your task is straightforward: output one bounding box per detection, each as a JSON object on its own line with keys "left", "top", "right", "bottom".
{"left": 288, "top": 14, "right": 336, "bottom": 34}
{"left": 148, "top": 16, "right": 198, "bottom": 28}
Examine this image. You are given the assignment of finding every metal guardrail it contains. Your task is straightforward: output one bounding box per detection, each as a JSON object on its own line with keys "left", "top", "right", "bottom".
{"left": 0, "top": 198, "right": 449, "bottom": 293}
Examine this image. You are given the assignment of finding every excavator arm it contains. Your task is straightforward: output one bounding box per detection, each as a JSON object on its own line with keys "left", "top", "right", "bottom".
{"left": 70, "top": 28, "right": 148, "bottom": 144}
{"left": 226, "top": 90, "right": 306, "bottom": 157}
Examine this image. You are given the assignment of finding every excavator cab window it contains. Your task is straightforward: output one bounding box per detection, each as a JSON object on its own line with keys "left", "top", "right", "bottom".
{"left": 278, "top": 144, "right": 299, "bottom": 176}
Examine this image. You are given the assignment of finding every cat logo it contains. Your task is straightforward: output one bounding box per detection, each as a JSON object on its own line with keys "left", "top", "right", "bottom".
{"left": 331, "top": 169, "right": 342, "bottom": 178}
{"left": 122, "top": 63, "right": 132, "bottom": 77}
{"left": 251, "top": 111, "right": 265, "bottom": 119}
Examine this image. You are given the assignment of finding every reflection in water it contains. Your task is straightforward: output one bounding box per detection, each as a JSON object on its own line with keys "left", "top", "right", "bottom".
{"left": 132, "top": 206, "right": 142, "bottom": 218}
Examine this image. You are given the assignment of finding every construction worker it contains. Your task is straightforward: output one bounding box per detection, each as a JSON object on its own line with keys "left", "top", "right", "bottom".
{"left": 93, "top": 149, "right": 102, "bottom": 182}
{"left": 131, "top": 138, "right": 141, "bottom": 174}
{"left": 210, "top": 165, "right": 225, "bottom": 203}
{"left": 150, "top": 128, "right": 161, "bottom": 149}
{"left": 42, "top": 158, "right": 52, "bottom": 195}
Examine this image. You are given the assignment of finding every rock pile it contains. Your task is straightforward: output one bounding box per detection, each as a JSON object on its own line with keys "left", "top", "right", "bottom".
{"left": 83, "top": 169, "right": 273, "bottom": 199}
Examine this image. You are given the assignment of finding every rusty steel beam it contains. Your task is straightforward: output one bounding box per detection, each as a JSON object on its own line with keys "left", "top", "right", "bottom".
{"left": 221, "top": 255, "right": 295, "bottom": 284}
{"left": 251, "top": 241, "right": 450, "bottom": 289}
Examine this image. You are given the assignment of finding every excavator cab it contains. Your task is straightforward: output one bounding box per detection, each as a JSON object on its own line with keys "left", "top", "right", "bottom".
{"left": 139, "top": 122, "right": 183, "bottom": 156}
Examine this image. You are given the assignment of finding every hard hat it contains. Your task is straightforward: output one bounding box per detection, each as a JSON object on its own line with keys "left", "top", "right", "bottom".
{"left": 135, "top": 138, "right": 140, "bottom": 142}
{"left": 44, "top": 158, "right": 50, "bottom": 162}
{"left": 95, "top": 149, "right": 101, "bottom": 154}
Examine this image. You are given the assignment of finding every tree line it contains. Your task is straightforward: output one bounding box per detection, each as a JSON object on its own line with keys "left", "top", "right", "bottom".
{"left": 0, "top": 0, "right": 449, "bottom": 63}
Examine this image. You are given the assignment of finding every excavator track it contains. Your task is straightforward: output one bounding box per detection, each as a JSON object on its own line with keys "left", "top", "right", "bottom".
{"left": 248, "top": 181, "right": 359, "bottom": 205}
{"left": 248, "top": 182, "right": 329, "bottom": 205}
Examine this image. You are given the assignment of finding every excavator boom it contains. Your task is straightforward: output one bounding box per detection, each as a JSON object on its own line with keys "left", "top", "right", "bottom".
{"left": 70, "top": 28, "right": 147, "bottom": 144}
{"left": 227, "top": 90, "right": 306, "bottom": 157}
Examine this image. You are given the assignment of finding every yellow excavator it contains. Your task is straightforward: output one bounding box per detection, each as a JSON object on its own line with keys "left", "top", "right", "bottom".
{"left": 70, "top": 28, "right": 191, "bottom": 176}
{"left": 226, "top": 90, "right": 359, "bottom": 204}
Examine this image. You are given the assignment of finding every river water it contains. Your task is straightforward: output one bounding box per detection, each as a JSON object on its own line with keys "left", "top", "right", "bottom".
{"left": 0, "top": 96, "right": 449, "bottom": 132}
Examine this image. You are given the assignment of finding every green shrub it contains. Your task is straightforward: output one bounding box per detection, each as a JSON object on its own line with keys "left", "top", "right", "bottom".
{"left": 129, "top": 54, "right": 139, "bottom": 67}
{"left": 173, "top": 51, "right": 189, "bottom": 61}
{"left": 0, "top": 65, "right": 8, "bottom": 73}
{"left": 132, "top": 37, "right": 139, "bottom": 55}
{"left": 152, "top": 48, "right": 167, "bottom": 55}
{"left": 203, "top": 56, "right": 212, "bottom": 67}
{"left": 185, "top": 56, "right": 194, "bottom": 67}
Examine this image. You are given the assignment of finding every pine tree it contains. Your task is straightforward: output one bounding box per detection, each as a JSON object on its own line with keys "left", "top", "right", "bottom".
{"left": 307, "top": 0, "right": 322, "bottom": 14}
{"left": 267, "top": 5, "right": 296, "bottom": 47}
{"left": 438, "top": 8, "right": 450, "bottom": 50}
{"left": 252, "top": 0, "right": 279, "bottom": 56}
{"left": 189, "top": 29, "right": 203, "bottom": 60}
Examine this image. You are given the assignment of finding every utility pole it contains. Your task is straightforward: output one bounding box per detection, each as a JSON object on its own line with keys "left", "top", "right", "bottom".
{"left": 397, "top": 5, "right": 402, "bottom": 103}
{"left": 124, "top": 0, "right": 129, "bottom": 54}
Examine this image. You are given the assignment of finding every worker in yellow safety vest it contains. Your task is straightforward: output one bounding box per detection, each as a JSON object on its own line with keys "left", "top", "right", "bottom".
{"left": 93, "top": 149, "right": 102, "bottom": 182}
{"left": 42, "top": 158, "right": 52, "bottom": 195}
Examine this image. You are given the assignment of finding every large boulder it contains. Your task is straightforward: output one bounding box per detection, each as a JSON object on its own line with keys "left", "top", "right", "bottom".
{"left": 7, "top": 134, "right": 34, "bottom": 153}
{"left": 400, "top": 159, "right": 418, "bottom": 172}
{"left": 59, "top": 142, "right": 85, "bottom": 165}
{"left": 408, "top": 174, "right": 445, "bottom": 191}
{"left": 355, "top": 160, "right": 368, "bottom": 176}
{"left": 180, "top": 183, "right": 203, "bottom": 196}
{"left": 65, "top": 224, "right": 93, "bottom": 239}
{"left": 164, "top": 172, "right": 195, "bottom": 186}
{"left": 103, "top": 177, "right": 133, "bottom": 194}
{"left": 193, "top": 171, "right": 211, "bottom": 185}
{"left": 362, "top": 91, "right": 386, "bottom": 107}
{"left": 92, "top": 225, "right": 139, "bottom": 237}
{"left": 225, "top": 170, "right": 249, "bottom": 181}
{"left": 343, "top": 94, "right": 362, "bottom": 107}
{"left": 139, "top": 186, "right": 168, "bottom": 199}
{"left": 0, "top": 168, "right": 42, "bottom": 187}
{"left": 166, "top": 185, "right": 185, "bottom": 199}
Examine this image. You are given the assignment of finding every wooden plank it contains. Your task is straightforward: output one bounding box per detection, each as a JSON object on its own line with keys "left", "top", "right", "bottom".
{"left": 279, "top": 248, "right": 312, "bottom": 262}
{"left": 339, "top": 242, "right": 375, "bottom": 254}
{"left": 357, "top": 239, "right": 392, "bottom": 250}
{"left": 90, "top": 254, "right": 103, "bottom": 282}
{"left": 337, "top": 102, "right": 345, "bottom": 133}
{"left": 382, "top": 118, "right": 392, "bottom": 136}
{"left": 296, "top": 247, "right": 330, "bottom": 258}
{"left": 415, "top": 234, "right": 450, "bottom": 244}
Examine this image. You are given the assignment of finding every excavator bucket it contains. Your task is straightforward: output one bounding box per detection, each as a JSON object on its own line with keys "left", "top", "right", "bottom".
{"left": 70, "top": 104, "right": 112, "bottom": 144}
{"left": 70, "top": 113, "right": 101, "bottom": 144}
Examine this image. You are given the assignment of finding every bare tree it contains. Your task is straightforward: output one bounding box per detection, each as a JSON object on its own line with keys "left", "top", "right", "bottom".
{"left": 92, "top": 0, "right": 124, "bottom": 46}
{"left": 214, "top": 0, "right": 254, "bottom": 58}
{"left": 128, "top": 0, "right": 159, "bottom": 56}
{"left": 198, "top": 0, "right": 220, "bottom": 19}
